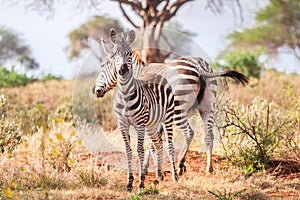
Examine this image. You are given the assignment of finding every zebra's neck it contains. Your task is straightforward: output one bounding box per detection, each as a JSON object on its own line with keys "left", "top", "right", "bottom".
{"left": 118, "top": 71, "right": 137, "bottom": 100}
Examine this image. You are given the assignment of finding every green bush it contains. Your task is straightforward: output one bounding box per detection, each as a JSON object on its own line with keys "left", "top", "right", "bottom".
{"left": 215, "top": 49, "right": 263, "bottom": 78}
{"left": 40, "top": 73, "right": 62, "bottom": 82}
{"left": 217, "top": 96, "right": 297, "bottom": 174}
{"left": 0, "top": 67, "right": 36, "bottom": 87}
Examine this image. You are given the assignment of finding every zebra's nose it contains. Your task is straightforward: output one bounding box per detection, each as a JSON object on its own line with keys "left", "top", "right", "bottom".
{"left": 95, "top": 89, "right": 104, "bottom": 97}
{"left": 119, "top": 63, "right": 129, "bottom": 75}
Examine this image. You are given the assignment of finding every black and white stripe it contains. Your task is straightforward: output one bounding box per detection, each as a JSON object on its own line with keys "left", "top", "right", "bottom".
{"left": 114, "top": 58, "right": 178, "bottom": 191}
{"left": 93, "top": 29, "right": 249, "bottom": 180}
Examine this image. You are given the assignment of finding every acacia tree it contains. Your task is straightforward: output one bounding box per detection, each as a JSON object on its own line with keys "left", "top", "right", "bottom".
{"left": 67, "top": 16, "right": 124, "bottom": 61}
{"left": 0, "top": 27, "right": 38, "bottom": 69}
{"left": 227, "top": 0, "right": 300, "bottom": 60}
{"left": 16, "top": 0, "right": 243, "bottom": 63}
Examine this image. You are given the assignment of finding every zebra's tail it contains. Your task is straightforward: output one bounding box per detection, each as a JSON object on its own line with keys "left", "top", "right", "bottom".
{"left": 202, "top": 69, "right": 249, "bottom": 86}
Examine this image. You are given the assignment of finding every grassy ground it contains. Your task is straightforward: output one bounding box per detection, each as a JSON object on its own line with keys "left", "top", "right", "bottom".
{"left": 1, "top": 71, "right": 299, "bottom": 199}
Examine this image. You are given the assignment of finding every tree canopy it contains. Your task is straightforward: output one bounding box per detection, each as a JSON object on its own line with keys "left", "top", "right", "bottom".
{"left": 67, "top": 16, "right": 124, "bottom": 60}
{"left": 16, "top": 0, "right": 243, "bottom": 63}
{"left": 227, "top": 0, "right": 300, "bottom": 60}
{"left": 0, "top": 27, "right": 38, "bottom": 69}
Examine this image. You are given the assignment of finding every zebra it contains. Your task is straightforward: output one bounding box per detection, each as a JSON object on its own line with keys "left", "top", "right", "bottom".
{"left": 93, "top": 28, "right": 249, "bottom": 176}
{"left": 113, "top": 32, "right": 179, "bottom": 191}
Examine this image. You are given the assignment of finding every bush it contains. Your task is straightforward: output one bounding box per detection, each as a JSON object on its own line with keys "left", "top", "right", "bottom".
{"left": 0, "top": 67, "right": 36, "bottom": 87}
{"left": 40, "top": 73, "right": 62, "bottom": 82}
{"left": 41, "top": 123, "right": 79, "bottom": 172}
{"left": 0, "top": 94, "right": 22, "bottom": 154}
{"left": 217, "top": 96, "right": 297, "bottom": 174}
{"left": 215, "top": 49, "right": 263, "bottom": 79}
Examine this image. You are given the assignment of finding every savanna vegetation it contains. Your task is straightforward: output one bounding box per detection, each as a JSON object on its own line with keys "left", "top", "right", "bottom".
{"left": 0, "top": 67, "right": 299, "bottom": 199}
{"left": 1, "top": 0, "right": 300, "bottom": 199}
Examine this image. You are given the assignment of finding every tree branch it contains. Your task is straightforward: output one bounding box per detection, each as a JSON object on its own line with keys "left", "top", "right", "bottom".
{"left": 114, "top": 0, "right": 142, "bottom": 15}
{"left": 118, "top": 2, "right": 140, "bottom": 28}
{"left": 163, "top": 0, "right": 193, "bottom": 22}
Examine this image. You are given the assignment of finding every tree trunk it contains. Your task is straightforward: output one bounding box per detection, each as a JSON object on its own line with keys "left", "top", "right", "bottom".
{"left": 140, "top": 22, "right": 169, "bottom": 63}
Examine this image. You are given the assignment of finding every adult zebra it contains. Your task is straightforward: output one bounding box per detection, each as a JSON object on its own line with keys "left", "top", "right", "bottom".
{"left": 115, "top": 50, "right": 178, "bottom": 191}
{"left": 93, "top": 28, "right": 248, "bottom": 175}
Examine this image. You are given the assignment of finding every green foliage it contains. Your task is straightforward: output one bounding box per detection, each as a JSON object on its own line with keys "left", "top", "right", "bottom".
{"left": 217, "top": 96, "right": 297, "bottom": 174}
{"left": 215, "top": 49, "right": 263, "bottom": 78}
{"left": 131, "top": 186, "right": 160, "bottom": 200}
{"left": 0, "top": 27, "right": 38, "bottom": 69}
{"left": 0, "top": 67, "right": 36, "bottom": 87}
{"left": 208, "top": 188, "right": 246, "bottom": 200}
{"left": 40, "top": 73, "right": 62, "bottom": 82}
{"left": 67, "top": 16, "right": 124, "bottom": 59}
{"left": 42, "top": 126, "right": 79, "bottom": 172}
{"left": 227, "top": 0, "right": 300, "bottom": 59}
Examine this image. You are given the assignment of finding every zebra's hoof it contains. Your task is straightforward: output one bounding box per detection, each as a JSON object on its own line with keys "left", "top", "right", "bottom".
{"left": 173, "top": 174, "right": 179, "bottom": 182}
{"left": 158, "top": 172, "right": 164, "bottom": 181}
{"left": 178, "top": 164, "right": 186, "bottom": 176}
{"left": 153, "top": 180, "right": 159, "bottom": 185}
{"left": 126, "top": 184, "right": 133, "bottom": 192}
{"left": 206, "top": 166, "right": 213, "bottom": 173}
{"left": 143, "top": 166, "right": 149, "bottom": 175}
{"left": 138, "top": 183, "right": 145, "bottom": 191}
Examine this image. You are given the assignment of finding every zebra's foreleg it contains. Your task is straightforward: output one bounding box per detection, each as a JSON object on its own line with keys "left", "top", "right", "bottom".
{"left": 120, "top": 127, "right": 134, "bottom": 192}
{"left": 200, "top": 110, "right": 214, "bottom": 173}
{"left": 176, "top": 121, "right": 195, "bottom": 176}
{"left": 135, "top": 126, "right": 146, "bottom": 190}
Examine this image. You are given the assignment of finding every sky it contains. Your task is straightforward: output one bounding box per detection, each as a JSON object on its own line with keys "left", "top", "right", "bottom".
{"left": 0, "top": 0, "right": 299, "bottom": 79}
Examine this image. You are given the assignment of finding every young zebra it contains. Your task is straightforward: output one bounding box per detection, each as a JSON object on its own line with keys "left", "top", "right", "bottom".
{"left": 93, "top": 29, "right": 249, "bottom": 177}
{"left": 113, "top": 31, "right": 178, "bottom": 192}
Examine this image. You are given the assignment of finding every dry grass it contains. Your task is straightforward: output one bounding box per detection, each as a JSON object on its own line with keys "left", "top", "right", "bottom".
{"left": 1, "top": 72, "right": 300, "bottom": 199}
{"left": 225, "top": 70, "right": 300, "bottom": 105}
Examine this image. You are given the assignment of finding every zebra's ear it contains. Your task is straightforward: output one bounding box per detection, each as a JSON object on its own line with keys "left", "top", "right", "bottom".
{"left": 109, "top": 28, "right": 118, "bottom": 44}
{"left": 126, "top": 30, "right": 136, "bottom": 44}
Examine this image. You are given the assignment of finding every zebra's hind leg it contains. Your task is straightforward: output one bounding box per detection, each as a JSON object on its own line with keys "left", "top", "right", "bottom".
{"left": 143, "top": 124, "right": 164, "bottom": 175}
{"left": 176, "top": 121, "right": 195, "bottom": 176}
{"left": 200, "top": 110, "right": 214, "bottom": 173}
{"left": 164, "top": 123, "right": 179, "bottom": 182}
{"left": 143, "top": 137, "right": 151, "bottom": 175}
{"left": 146, "top": 126, "right": 164, "bottom": 185}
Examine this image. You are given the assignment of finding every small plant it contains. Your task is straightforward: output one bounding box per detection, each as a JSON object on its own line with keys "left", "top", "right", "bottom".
{"left": 42, "top": 125, "right": 79, "bottom": 172}
{"left": 208, "top": 188, "right": 246, "bottom": 200}
{"left": 131, "top": 186, "right": 160, "bottom": 200}
{"left": 77, "top": 169, "right": 108, "bottom": 187}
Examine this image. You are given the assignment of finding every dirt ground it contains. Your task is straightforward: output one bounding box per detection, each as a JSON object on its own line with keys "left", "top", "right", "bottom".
{"left": 78, "top": 150, "right": 300, "bottom": 199}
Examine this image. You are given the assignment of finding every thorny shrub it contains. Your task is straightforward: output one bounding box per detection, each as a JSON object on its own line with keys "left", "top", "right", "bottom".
{"left": 216, "top": 94, "right": 299, "bottom": 174}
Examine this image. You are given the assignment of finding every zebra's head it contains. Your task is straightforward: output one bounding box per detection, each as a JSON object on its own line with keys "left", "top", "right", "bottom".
{"left": 93, "top": 28, "right": 136, "bottom": 97}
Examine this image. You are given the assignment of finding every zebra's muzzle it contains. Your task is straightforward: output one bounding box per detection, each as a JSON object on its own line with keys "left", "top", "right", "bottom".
{"left": 93, "top": 85, "right": 105, "bottom": 98}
